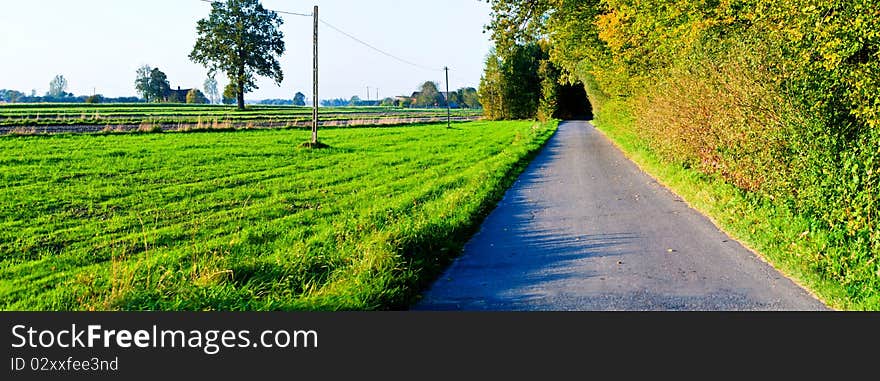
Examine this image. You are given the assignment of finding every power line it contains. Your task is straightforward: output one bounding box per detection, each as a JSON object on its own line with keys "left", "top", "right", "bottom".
{"left": 319, "top": 18, "right": 444, "bottom": 72}
{"left": 196, "top": 0, "right": 446, "bottom": 77}
{"left": 197, "top": 1, "right": 441, "bottom": 72}
{"left": 198, "top": 0, "right": 311, "bottom": 17}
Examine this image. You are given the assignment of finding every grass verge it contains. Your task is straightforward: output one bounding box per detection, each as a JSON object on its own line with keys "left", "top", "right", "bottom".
{"left": 592, "top": 100, "right": 868, "bottom": 310}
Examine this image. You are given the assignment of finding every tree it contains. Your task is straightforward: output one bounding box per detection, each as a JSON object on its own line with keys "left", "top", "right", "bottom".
{"left": 479, "top": 50, "right": 506, "bottom": 119}
{"left": 190, "top": 0, "right": 286, "bottom": 110}
{"left": 349, "top": 96, "right": 362, "bottom": 106}
{"left": 504, "top": 43, "right": 544, "bottom": 119}
{"left": 85, "top": 94, "right": 104, "bottom": 104}
{"left": 486, "top": 0, "right": 553, "bottom": 54}
{"left": 135, "top": 65, "right": 153, "bottom": 101}
{"left": 459, "top": 87, "right": 481, "bottom": 109}
{"left": 151, "top": 69, "right": 171, "bottom": 103}
{"left": 187, "top": 89, "right": 208, "bottom": 104}
{"left": 1, "top": 89, "right": 25, "bottom": 103}
{"left": 398, "top": 97, "right": 413, "bottom": 108}
{"left": 204, "top": 76, "right": 219, "bottom": 104}
{"left": 48, "top": 75, "right": 68, "bottom": 98}
{"left": 447, "top": 91, "right": 462, "bottom": 107}
{"left": 222, "top": 83, "right": 236, "bottom": 105}
{"left": 380, "top": 97, "right": 395, "bottom": 107}
{"left": 135, "top": 66, "right": 171, "bottom": 102}
{"left": 479, "top": 43, "right": 547, "bottom": 120}
{"left": 321, "top": 98, "right": 348, "bottom": 107}
{"left": 538, "top": 57, "right": 560, "bottom": 121}
{"left": 293, "top": 92, "right": 306, "bottom": 106}
{"left": 416, "top": 81, "right": 443, "bottom": 107}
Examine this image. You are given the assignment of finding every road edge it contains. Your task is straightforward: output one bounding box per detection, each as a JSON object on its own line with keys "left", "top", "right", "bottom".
{"left": 590, "top": 122, "right": 835, "bottom": 311}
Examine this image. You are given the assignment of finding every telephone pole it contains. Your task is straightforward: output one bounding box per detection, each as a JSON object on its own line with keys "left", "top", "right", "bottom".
{"left": 444, "top": 66, "right": 451, "bottom": 129}
{"left": 311, "top": 5, "right": 319, "bottom": 145}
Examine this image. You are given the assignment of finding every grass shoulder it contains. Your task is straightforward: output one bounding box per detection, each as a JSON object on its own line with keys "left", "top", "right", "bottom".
{"left": 592, "top": 101, "right": 864, "bottom": 310}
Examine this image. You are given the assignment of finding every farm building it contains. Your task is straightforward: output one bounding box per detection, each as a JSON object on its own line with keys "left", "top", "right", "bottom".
{"left": 165, "top": 86, "right": 192, "bottom": 103}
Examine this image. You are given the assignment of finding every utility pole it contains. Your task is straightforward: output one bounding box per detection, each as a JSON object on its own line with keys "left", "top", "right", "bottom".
{"left": 367, "top": 86, "right": 370, "bottom": 101}
{"left": 312, "top": 5, "right": 319, "bottom": 145}
{"left": 444, "top": 66, "right": 451, "bottom": 129}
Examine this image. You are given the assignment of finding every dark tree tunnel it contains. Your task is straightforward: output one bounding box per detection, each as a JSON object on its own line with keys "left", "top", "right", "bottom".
{"left": 554, "top": 82, "right": 593, "bottom": 120}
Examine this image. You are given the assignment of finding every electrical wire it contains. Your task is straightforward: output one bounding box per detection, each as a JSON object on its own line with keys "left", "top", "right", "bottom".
{"left": 318, "top": 19, "right": 444, "bottom": 72}
{"left": 198, "top": 0, "right": 311, "bottom": 17}
{"left": 196, "top": 0, "right": 443, "bottom": 72}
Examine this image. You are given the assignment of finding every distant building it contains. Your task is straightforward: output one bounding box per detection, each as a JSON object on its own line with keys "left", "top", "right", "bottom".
{"left": 165, "top": 86, "right": 192, "bottom": 103}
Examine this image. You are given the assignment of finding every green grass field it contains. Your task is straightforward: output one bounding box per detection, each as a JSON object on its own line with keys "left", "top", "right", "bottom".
{"left": 0, "top": 120, "right": 557, "bottom": 311}
{"left": 0, "top": 104, "right": 482, "bottom": 127}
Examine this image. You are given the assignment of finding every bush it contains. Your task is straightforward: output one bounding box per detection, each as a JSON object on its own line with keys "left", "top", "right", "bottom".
{"left": 186, "top": 89, "right": 208, "bottom": 104}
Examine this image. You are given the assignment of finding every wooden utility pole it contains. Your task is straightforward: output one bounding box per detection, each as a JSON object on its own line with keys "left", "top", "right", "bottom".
{"left": 444, "top": 66, "right": 451, "bottom": 129}
{"left": 311, "top": 5, "right": 319, "bottom": 144}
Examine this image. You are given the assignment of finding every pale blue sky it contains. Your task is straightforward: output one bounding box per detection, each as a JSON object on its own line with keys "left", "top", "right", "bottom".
{"left": 0, "top": 0, "right": 492, "bottom": 101}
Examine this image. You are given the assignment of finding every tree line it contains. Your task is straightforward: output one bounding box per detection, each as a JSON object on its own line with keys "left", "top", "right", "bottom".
{"left": 0, "top": 74, "right": 139, "bottom": 104}
{"left": 4, "top": 0, "right": 483, "bottom": 110}
{"left": 477, "top": 28, "right": 583, "bottom": 121}
{"left": 484, "top": 0, "right": 879, "bottom": 305}
{"left": 320, "top": 82, "right": 480, "bottom": 109}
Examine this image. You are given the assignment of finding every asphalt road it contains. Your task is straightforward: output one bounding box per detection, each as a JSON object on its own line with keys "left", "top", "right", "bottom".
{"left": 414, "top": 121, "right": 828, "bottom": 311}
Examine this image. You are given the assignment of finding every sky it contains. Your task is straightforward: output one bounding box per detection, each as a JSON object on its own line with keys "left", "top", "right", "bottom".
{"left": 0, "top": 0, "right": 493, "bottom": 101}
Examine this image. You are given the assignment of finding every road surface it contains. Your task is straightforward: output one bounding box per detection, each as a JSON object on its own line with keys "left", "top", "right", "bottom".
{"left": 414, "top": 121, "right": 828, "bottom": 311}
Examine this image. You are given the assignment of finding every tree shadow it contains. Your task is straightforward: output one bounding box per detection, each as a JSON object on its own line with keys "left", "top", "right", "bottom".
{"left": 413, "top": 124, "right": 639, "bottom": 310}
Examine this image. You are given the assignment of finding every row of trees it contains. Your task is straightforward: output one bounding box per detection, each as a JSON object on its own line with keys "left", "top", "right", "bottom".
{"left": 1, "top": 74, "right": 138, "bottom": 104}
{"left": 319, "top": 83, "right": 480, "bottom": 109}
{"left": 409, "top": 81, "right": 480, "bottom": 109}
{"left": 133, "top": 65, "right": 211, "bottom": 104}
{"left": 448, "top": 87, "right": 480, "bottom": 109}
{"left": 258, "top": 93, "right": 306, "bottom": 106}
{"left": 484, "top": 0, "right": 879, "bottom": 303}
{"left": 2, "top": 75, "right": 78, "bottom": 102}
{"left": 0, "top": 89, "right": 140, "bottom": 104}
{"left": 478, "top": 39, "right": 569, "bottom": 120}
{"left": 7, "top": 0, "right": 480, "bottom": 109}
